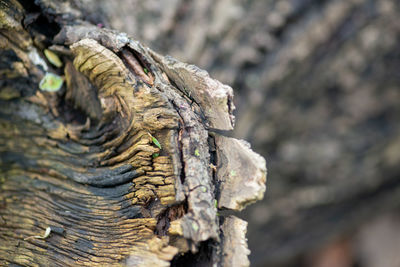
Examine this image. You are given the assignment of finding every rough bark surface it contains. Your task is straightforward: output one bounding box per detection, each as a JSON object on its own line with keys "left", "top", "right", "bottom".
{"left": 0, "top": 1, "right": 266, "bottom": 266}
{"left": 89, "top": 0, "right": 400, "bottom": 266}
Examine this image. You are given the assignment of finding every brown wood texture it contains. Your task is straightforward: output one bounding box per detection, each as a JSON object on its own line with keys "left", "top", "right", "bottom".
{"left": 0, "top": 0, "right": 266, "bottom": 266}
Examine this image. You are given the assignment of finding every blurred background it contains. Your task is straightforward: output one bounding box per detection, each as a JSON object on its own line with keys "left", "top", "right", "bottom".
{"left": 82, "top": 0, "right": 400, "bottom": 266}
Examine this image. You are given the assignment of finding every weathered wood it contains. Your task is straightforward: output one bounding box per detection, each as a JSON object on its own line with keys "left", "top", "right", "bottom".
{"left": 92, "top": 0, "right": 400, "bottom": 266}
{"left": 221, "top": 216, "right": 251, "bottom": 267}
{"left": 214, "top": 136, "right": 266, "bottom": 211}
{"left": 0, "top": 0, "right": 266, "bottom": 266}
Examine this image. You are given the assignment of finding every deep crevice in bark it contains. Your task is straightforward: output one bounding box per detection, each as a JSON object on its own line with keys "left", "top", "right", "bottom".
{"left": 171, "top": 240, "right": 215, "bottom": 267}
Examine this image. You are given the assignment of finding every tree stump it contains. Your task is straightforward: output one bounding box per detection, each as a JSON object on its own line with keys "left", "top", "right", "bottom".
{"left": 0, "top": 0, "right": 266, "bottom": 266}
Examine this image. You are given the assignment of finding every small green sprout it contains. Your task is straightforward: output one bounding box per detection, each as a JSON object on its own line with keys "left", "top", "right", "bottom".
{"left": 152, "top": 137, "right": 162, "bottom": 149}
{"left": 230, "top": 170, "right": 237, "bottom": 177}
{"left": 39, "top": 72, "right": 63, "bottom": 92}
{"left": 194, "top": 148, "right": 200, "bottom": 157}
{"left": 152, "top": 153, "right": 159, "bottom": 158}
{"left": 143, "top": 67, "right": 149, "bottom": 74}
{"left": 148, "top": 133, "right": 162, "bottom": 149}
{"left": 191, "top": 222, "right": 199, "bottom": 232}
{"left": 214, "top": 200, "right": 220, "bottom": 216}
{"left": 44, "top": 49, "right": 62, "bottom": 67}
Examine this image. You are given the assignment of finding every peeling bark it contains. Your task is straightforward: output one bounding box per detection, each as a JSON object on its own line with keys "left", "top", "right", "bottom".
{"left": 0, "top": 0, "right": 266, "bottom": 266}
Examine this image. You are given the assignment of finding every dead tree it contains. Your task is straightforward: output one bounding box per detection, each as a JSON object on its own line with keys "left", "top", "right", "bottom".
{"left": 0, "top": 1, "right": 266, "bottom": 266}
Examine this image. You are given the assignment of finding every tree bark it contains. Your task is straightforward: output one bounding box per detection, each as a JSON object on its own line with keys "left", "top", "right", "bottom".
{"left": 0, "top": 1, "right": 266, "bottom": 266}
{"left": 89, "top": 0, "right": 400, "bottom": 266}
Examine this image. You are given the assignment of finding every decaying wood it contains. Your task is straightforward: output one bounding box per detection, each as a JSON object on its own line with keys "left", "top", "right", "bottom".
{"left": 214, "top": 136, "right": 266, "bottom": 211}
{"left": 221, "top": 216, "right": 251, "bottom": 267}
{"left": 0, "top": 0, "right": 266, "bottom": 266}
{"left": 92, "top": 1, "right": 400, "bottom": 266}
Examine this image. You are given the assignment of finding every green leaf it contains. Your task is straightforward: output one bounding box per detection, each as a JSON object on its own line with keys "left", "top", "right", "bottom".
{"left": 194, "top": 148, "right": 200, "bottom": 157}
{"left": 44, "top": 49, "right": 62, "bottom": 67}
{"left": 151, "top": 136, "right": 162, "bottom": 149}
{"left": 143, "top": 67, "right": 148, "bottom": 74}
{"left": 152, "top": 153, "right": 159, "bottom": 158}
{"left": 39, "top": 72, "right": 63, "bottom": 92}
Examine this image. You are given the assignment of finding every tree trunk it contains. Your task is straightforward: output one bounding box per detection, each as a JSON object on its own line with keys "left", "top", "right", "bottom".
{"left": 87, "top": 0, "right": 400, "bottom": 266}
{"left": 0, "top": 1, "right": 266, "bottom": 266}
